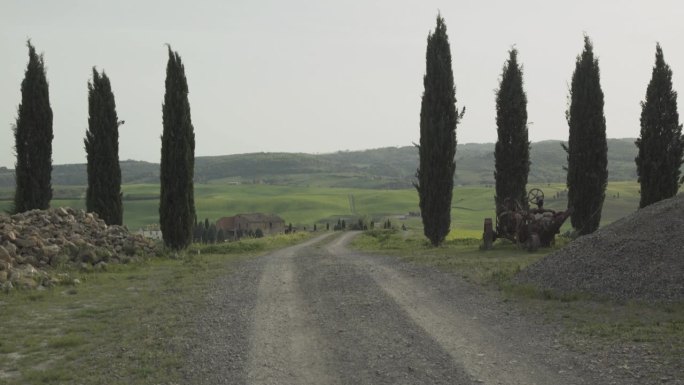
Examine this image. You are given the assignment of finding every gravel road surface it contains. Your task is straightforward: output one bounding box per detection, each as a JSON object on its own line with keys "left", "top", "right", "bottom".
{"left": 182, "top": 232, "right": 605, "bottom": 384}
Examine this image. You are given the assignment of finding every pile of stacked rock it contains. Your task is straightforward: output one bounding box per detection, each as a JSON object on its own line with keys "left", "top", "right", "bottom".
{"left": 0, "top": 207, "right": 159, "bottom": 290}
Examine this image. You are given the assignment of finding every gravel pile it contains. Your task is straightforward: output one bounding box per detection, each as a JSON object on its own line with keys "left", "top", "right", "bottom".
{"left": 0, "top": 207, "right": 159, "bottom": 290}
{"left": 516, "top": 194, "right": 684, "bottom": 302}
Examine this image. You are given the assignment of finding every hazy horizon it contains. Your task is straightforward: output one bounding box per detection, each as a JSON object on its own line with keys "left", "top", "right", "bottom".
{"left": 0, "top": 137, "right": 641, "bottom": 169}
{"left": 2, "top": 0, "right": 683, "bottom": 168}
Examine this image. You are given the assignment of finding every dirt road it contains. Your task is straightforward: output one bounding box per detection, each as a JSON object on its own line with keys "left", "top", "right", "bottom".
{"left": 183, "top": 232, "right": 600, "bottom": 384}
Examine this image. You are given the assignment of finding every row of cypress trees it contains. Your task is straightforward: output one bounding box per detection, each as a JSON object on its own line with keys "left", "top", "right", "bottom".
{"left": 12, "top": 41, "right": 195, "bottom": 250}
{"left": 12, "top": 28, "right": 682, "bottom": 250}
{"left": 417, "top": 15, "right": 682, "bottom": 245}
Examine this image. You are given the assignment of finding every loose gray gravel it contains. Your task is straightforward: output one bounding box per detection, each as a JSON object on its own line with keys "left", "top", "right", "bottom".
{"left": 180, "top": 232, "right": 648, "bottom": 384}
{"left": 517, "top": 194, "right": 684, "bottom": 302}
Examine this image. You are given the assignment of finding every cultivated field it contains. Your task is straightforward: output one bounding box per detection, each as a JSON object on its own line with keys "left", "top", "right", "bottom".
{"left": 0, "top": 181, "right": 641, "bottom": 234}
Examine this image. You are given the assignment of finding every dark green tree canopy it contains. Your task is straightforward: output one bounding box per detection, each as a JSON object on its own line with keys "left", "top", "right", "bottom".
{"left": 84, "top": 68, "right": 123, "bottom": 225}
{"left": 13, "top": 40, "right": 53, "bottom": 213}
{"left": 415, "top": 14, "right": 464, "bottom": 246}
{"left": 635, "top": 43, "right": 683, "bottom": 208}
{"left": 564, "top": 35, "right": 608, "bottom": 235}
{"left": 494, "top": 48, "right": 529, "bottom": 214}
{"left": 160, "top": 46, "right": 196, "bottom": 250}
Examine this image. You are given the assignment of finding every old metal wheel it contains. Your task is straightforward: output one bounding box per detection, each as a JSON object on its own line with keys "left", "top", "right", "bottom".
{"left": 527, "top": 188, "right": 544, "bottom": 206}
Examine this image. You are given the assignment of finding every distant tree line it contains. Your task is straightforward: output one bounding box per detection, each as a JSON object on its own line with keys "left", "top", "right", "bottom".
{"left": 193, "top": 219, "right": 225, "bottom": 244}
{"left": 192, "top": 218, "right": 269, "bottom": 244}
{"left": 328, "top": 217, "right": 404, "bottom": 231}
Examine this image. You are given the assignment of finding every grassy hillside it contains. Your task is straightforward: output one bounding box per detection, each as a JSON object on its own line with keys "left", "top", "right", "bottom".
{"left": 0, "top": 139, "right": 640, "bottom": 188}
{"left": 0, "top": 182, "right": 641, "bottom": 235}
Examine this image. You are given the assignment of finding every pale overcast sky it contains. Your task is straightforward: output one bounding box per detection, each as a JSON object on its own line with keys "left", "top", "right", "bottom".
{"left": 1, "top": 0, "right": 683, "bottom": 168}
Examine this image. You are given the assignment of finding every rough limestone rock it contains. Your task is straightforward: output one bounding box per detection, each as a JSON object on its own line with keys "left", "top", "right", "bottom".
{"left": 516, "top": 194, "right": 684, "bottom": 302}
{"left": 0, "top": 207, "right": 160, "bottom": 290}
{"left": 0, "top": 245, "right": 11, "bottom": 262}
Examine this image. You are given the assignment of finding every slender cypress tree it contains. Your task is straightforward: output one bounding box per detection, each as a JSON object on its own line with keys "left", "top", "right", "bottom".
{"left": 564, "top": 36, "right": 608, "bottom": 235}
{"left": 494, "top": 48, "right": 530, "bottom": 214}
{"left": 13, "top": 40, "right": 53, "bottom": 213}
{"left": 84, "top": 68, "right": 123, "bottom": 225}
{"left": 160, "top": 46, "right": 196, "bottom": 250}
{"left": 415, "top": 14, "right": 464, "bottom": 246}
{"left": 635, "top": 44, "right": 683, "bottom": 208}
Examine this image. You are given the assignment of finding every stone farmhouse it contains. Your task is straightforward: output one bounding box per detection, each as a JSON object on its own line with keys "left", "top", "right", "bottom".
{"left": 136, "top": 225, "right": 163, "bottom": 240}
{"left": 216, "top": 213, "right": 286, "bottom": 240}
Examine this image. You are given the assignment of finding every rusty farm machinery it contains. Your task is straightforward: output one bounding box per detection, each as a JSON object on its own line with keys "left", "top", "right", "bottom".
{"left": 482, "top": 188, "right": 573, "bottom": 251}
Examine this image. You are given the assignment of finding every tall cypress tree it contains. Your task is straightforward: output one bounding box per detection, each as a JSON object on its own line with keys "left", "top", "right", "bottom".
{"left": 415, "top": 14, "right": 464, "bottom": 246}
{"left": 564, "top": 36, "right": 608, "bottom": 235}
{"left": 635, "top": 44, "right": 683, "bottom": 208}
{"left": 494, "top": 48, "right": 529, "bottom": 214}
{"left": 13, "top": 40, "right": 53, "bottom": 213}
{"left": 160, "top": 46, "right": 196, "bottom": 250}
{"left": 84, "top": 68, "right": 123, "bottom": 225}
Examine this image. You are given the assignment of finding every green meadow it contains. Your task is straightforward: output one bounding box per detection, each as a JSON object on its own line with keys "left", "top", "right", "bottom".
{"left": 0, "top": 181, "right": 640, "bottom": 234}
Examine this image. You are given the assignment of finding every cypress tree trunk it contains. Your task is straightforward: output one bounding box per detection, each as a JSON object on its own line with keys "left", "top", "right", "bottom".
{"left": 494, "top": 48, "right": 529, "bottom": 214}
{"left": 635, "top": 44, "right": 683, "bottom": 208}
{"left": 84, "top": 68, "right": 123, "bottom": 225}
{"left": 415, "top": 14, "right": 463, "bottom": 246}
{"left": 160, "top": 46, "right": 196, "bottom": 250}
{"left": 564, "top": 36, "right": 608, "bottom": 235}
{"left": 13, "top": 40, "right": 53, "bottom": 213}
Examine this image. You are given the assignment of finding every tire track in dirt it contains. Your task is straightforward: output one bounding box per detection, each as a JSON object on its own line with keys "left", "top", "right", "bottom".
{"left": 296, "top": 237, "right": 475, "bottom": 384}
{"left": 246, "top": 234, "right": 339, "bottom": 385}
{"left": 188, "top": 232, "right": 596, "bottom": 384}
{"left": 328, "top": 232, "right": 588, "bottom": 385}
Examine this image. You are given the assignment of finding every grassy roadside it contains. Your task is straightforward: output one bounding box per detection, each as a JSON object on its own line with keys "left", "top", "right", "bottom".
{"left": 0, "top": 232, "right": 313, "bottom": 385}
{"left": 351, "top": 228, "right": 550, "bottom": 286}
{"left": 351, "top": 229, "right": 684, "bottom": 380}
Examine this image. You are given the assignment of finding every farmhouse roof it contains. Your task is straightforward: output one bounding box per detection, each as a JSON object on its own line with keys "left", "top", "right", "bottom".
{"left": 216, "top": 213, "right": 285, "bottom": 231}
{"left": 216, "top": 216, "right": 236, "bottom": 229}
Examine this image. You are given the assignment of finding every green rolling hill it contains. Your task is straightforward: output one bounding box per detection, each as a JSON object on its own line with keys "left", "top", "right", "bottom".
{"left": 0, "top": 138, "right": 639, "bottom": 189}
